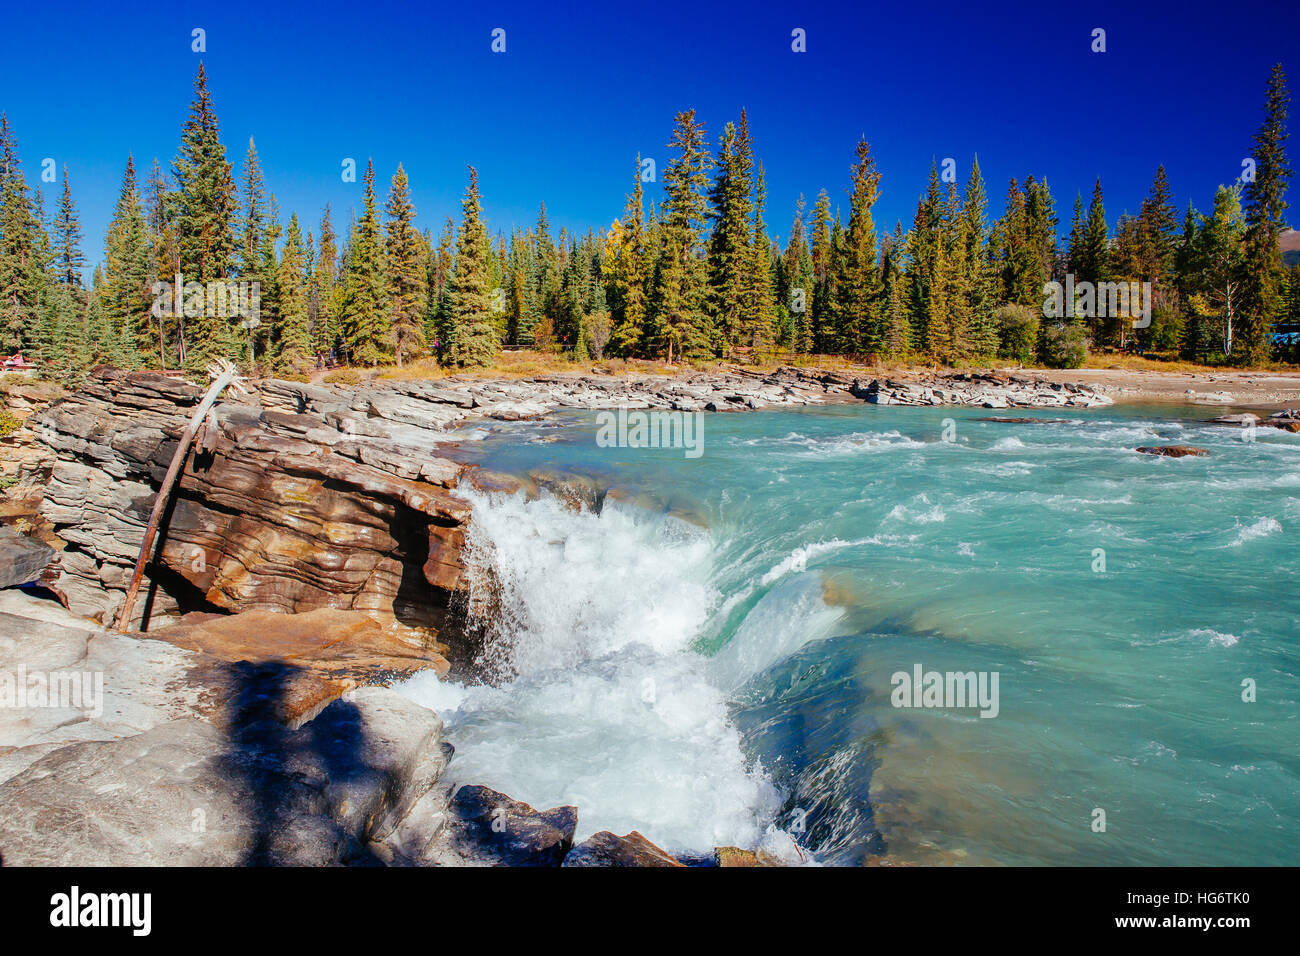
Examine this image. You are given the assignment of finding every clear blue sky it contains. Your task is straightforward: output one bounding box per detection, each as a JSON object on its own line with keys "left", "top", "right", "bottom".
{"left": 1, "top": 0, "right": 1296, "bottom": 273}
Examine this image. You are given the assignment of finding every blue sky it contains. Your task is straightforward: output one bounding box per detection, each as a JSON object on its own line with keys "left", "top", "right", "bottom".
{"left": 0, "top": 0, "right": 1295, "bottom": 272}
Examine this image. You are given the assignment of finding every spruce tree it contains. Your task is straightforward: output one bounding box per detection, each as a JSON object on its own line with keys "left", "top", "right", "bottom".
{"left": 441, "top": 167, "right": 499, "bottom": 366}
{"left": 1238, "top": 64, "right": 1292, "bottom": 364}
{"left": 144, "top": 158, "right": 177, "bottom": 367}
{"left": 102, "top": 157, "right": 153, "bottom": 366}
{"left": 707, "top": 113, "right": 754, "bottom": 351}
{"left": 275, "top": 213, "right": 310, "bottom": 367}
{"left": 172, "top": 64, "right": 238, "bottom": 364}
{"left": 831, "top": 138, "right": 884, "bottom": 354}
{"left": 651, "top": 110, "right": 713, "bottom": 361}
{"left": 782, "top": 194, "right": 813, "bottom": 353}
{"left": 54, "top": 168, "right": 85, "bottom": 287}
{"left": 809, "top": 189, "right": 833, "bottom": 353}
{"left": 341, "top": 160, "right": 389, "bottom": 365}
{"left": 738, "top": 162, "right": 777, "bottom": 349}
{"left": 0, "top": 114, "right": 46, "bottom": 354}
{"left": 313, "top": 205, "right": 338, "bottom": 358}
{"left": 882, "top": 222, "right": 912, "bottom": 357}
{"left": 384, "top": 164, "right": 426, "bottom": 366}
{"left": 608, "top": 156, "right": 649, "bottom": 356}
{"left": 959, "top": 157, "right": 997, "bottom": 356}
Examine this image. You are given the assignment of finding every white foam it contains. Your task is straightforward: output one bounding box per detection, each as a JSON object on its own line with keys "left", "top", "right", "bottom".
{"left": 741, "top": 429, "right": 926, "bottom": 455}
{"left": 1228, "top": 516, "right": 1282, "bottom": 547}
{"left": 1190, "top": 628, "right": 1241, "bottom": 647}
{"left": 885, "top": 495, "right": 947, "bottom": 525}
{"left": 758, "top": 537, "right": 873, "bottom": 586}
{"left": 393, "top": 489, "right": 791, "bottom": 853}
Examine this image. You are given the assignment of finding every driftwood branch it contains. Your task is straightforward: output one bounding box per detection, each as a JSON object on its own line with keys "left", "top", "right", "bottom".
{"left": 115, "top": 360, "right": 248, "bottom": 631}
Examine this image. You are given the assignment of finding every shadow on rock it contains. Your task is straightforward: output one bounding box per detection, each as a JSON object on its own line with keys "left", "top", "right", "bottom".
{"left": 217, "top": 659, "right": 382, "bottom": 867}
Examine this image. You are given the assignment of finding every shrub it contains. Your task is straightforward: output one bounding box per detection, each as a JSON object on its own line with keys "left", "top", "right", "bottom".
{"left": 1042, "top": 322, "right": 1089, "bottom": 369}
{"left": 1137, "top": 306, "right": 1184, "bottom": 352}
{"left": 0, "top": 409, "right": 20, "bottom": 439}
{"left": 994, "top": 304, "right": 1040, "bottom": 363}
{"left": 323, "top": 367, "right": 361, "bottom": 386}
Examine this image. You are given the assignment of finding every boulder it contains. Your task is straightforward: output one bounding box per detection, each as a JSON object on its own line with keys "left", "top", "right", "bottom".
{"left": 562, "top": 829, "right": 684, "bottom": 867}
{"left": 437, "top": 784, "right": 577, "bottom": 867}
{"left": 715, "top": 846, "right": 768, "bottom": 867}
{"left": 0, "top": 525, "right": 52, "bottom": 588}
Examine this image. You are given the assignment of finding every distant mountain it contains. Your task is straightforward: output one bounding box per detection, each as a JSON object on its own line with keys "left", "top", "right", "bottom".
{"left": 1282, "top": 228, "right": 1300, "bottom": 267}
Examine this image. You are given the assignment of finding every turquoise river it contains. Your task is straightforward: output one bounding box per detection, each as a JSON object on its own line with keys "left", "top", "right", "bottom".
{"left": 396, "top": 401, "right": 1299, "bottom": 866}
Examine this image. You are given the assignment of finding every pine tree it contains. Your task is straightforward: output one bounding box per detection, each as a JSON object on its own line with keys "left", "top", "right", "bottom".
{"left": 831, "top": 138, "right": 884, "bottom": 354}
{"left": 441, "top": 166, "right": 499, "bottom": 366}
{"left": 782, "top": 194, "right": 814, "bottom": 353}
{"left": 54, "top": 168, "right": 84, "bottom": 287}
{"left": 882, "top": 222, "right": 911, "bottom": 357}
{"left": 238, "top": 139, "right": 268, "bottom": 283}
{"left": 102, "top": 157, "right": 153, "bottom": 366}
{"left": 809, "top": 189, "right": 833, "bottom": 353}
{"left": 904, "top": 163, "right": 947, "bottom": 354}
{"left": 1238, "top": 64, "right": 1292, "bottom": 364}
{"left": 274, "top": 213, "right": 310, "bottom": 367}
{"left": 313, "top": 205, "right": 338, "bottom": 358}
{"left": 384, "top": 164, "right": 426, "bottom": 366}
{"left": 341, "top": 161, "right": 389, "bottom": 365}
{"left": 172, "top": 63, "right": 237, "bottom": 365}
{"left": 530, "top": 203, "right": 561, "bottom": 346}
{"left": 0, "top": 114, "right": 47, "bottom": 354}
{"left": 1137, "top": 166, "right": 1179, "bottom": 293}
{"left": 1077, "top": 178, "right": 1109, "bottom": 287}
{"left": 738, "top": 162, "right": 776, "bottom": 348}
{"left": 707, "top": 112, "right": 754, "bottom": 351}
{"left": 607, "top": 156, "right": 649, "bottom": 356}
{"left": 959, "top": 157, "right": 997, "bottom": 357}
{"left": 650, "top": 109, "right": 713, "bottom": 361}
{"left": 1067, "top": 192, "right": 1085, "bottom": 276}
{"left": 144, "top": 158, "right": 177, "bottom": 367}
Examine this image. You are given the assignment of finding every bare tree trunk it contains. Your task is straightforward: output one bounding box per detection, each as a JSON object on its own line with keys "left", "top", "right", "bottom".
{"left": 116, "top": 361, "right": 245, "bottom": 631}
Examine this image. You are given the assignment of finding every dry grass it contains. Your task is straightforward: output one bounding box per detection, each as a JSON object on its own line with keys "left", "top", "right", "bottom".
{"left": 370, "top": 351, "right": 702, "bottom": 382}
{"left": 312, "top": 348, "right": 1296, "bottom": 387}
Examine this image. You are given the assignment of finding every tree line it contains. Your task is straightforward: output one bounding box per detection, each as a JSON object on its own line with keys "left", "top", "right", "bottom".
{"left": 0, "top": 63, "right": 1295, "bottom": 379}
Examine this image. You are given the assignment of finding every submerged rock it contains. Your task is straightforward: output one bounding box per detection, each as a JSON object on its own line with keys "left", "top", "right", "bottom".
{"left": 1136, "top": 445, "right": 1210, "bottom": 458}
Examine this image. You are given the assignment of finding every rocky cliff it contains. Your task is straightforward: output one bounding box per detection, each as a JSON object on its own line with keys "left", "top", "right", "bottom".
{"left": 30, "top": 369, "right": 475, "bottom": 635}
